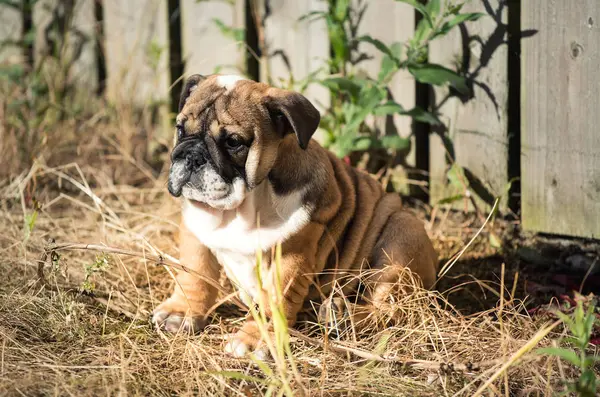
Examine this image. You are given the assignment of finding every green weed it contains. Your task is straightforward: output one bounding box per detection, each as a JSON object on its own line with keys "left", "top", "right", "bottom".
{"left": 214, "top": 242, "right": 303, "bottom": 396}
{"left": 80, "top": 253, "right": 111, "bottom": 294}
{"left": 537, "top": 294, "right": 600, "bottom": 396}
{"left": 302, "top": 0, "right": 485, "bottom": 158}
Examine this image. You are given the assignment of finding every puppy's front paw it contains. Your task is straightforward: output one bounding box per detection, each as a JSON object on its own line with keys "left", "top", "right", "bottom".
{"left": 318, "top": 297, "right": 349, "bottom": 329}
{"left": 224, "top": 321, "right": 270, "bottom": 360}
{"left": 151, "top": 298, "right": 207, "bottom": 334}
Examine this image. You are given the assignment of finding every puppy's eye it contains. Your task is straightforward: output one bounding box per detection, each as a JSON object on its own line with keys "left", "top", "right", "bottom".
{"left": 225, "top": 135, "right": 243, "bottom": 150}
{"left": 176, "top": 125, "right": 185, "bottom": 140}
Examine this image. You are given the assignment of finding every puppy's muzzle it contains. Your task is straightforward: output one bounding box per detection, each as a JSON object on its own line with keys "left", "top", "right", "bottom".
{"left": 168, "top": 139, "right": 209, "bottom": 197}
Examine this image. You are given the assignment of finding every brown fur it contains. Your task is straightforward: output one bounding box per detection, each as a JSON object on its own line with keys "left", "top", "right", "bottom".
{"left": 153, "top": 75, "right": 438, "bottom": 354}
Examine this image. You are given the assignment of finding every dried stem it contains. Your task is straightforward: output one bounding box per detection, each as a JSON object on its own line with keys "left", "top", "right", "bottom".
{"left": 38, "top": 239, "right": 247, "bottom": 310}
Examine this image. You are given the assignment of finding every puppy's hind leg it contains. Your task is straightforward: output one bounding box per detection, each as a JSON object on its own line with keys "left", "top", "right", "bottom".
{"left": 351, "top": 211, "right": 438, "bottom": 328}
{"left": 369, "top": 210, "right": 438, "bottom": 292}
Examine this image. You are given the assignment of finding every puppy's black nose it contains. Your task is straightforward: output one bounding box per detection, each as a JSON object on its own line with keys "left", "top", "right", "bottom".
{"left": 184, "top": 152, "right": 205, "bottom": 171}
{"left": 171, "top": 139, "right": 208, "bottom": 171}
{"left": 168, "top": 138, "right": 210, "bottom": 197}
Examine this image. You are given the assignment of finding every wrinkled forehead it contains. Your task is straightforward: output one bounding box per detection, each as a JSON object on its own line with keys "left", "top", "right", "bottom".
{"left": 175, "top": 75, "right": 269, "bottom": 132}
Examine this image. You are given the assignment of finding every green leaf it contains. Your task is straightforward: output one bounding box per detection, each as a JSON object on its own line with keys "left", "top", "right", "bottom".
{"left": 436, "top": 13, "right": 487, "bottom": 38}
{"left": 357, "top": 35, "right": 398, "bottom": 63}
{"left": 389, "top": 42, "right": 403, "bottom": 59}
{"left": 437, "top": 194, "right": 465, "bottom": 205}
{"left": 414, "top": 17, "right": 433, "bottom": 43}
{"left": 563, "top": 336, "right": 582, "bottom": 348}
{"left": 552, "top": 309, "right": 577, "bottom": 335}
{"left": 489, "top": 232, "right": 501, "bottom": 249}
{"left": 394, "top": 0, "right": 433, "bottom": 28}
{"left": 402, "top": 107, "right": 442, "bottom": 125}
{"left": 578, "top": 369, "right": 598, "bottom": 392}
{"left": 373, "top": 102, "right": 442, "bottom": 125}
{"left": 584, "top": 314, "right": 597, "bottom": 344}
{"left": 320, "top": 77, "right": 363, "bottom": 99}
{"left": 377, "top": 42, "right": 403, "bottom": 82}
{"left": 334, "top": 0, "right": 350, "bottom": 21}
{"left": 345, "top": 85, "right": 385, "bottom": 132}
{"left": 328, "top": 18, "right": 349, "bottom": 64}
{"left": 373, "top": 101, "right": 405, "bottom": 116}
{"left": 536, "top": 347, "right": 581, "bottom": 367}
{"left": 378, "top": 55, "right": 397, "bottom": 83}
{"left": 352, "top": 136, "right": 374, "bottom": 151}
{"left": 24, "top": 210, "right": 38, "bottom": 239}
{"left": 333, "top": 135, "right": 354, "bottom": 157}
{"left": 408, "top": 63, "right": 469, "bottom": 95}
{"left": 446, "top": 2, "right": 465, "bottom": 15}
{"left": 425, "top": 0, "right": 441, "bottom": 19}
{"left": 447, "top": 163, "right": 466, "bottom": 190}
{"left": 358, "top": 83, "right": 386, "bottom": 109}
{"left": 380, "top": 135, "right": 411, "bottom": 151}
{"left": 584, "top": 356, "right": 600, "bottom": 367}
{"left": 212, "top": 18, "right": 244, "bottom": 42}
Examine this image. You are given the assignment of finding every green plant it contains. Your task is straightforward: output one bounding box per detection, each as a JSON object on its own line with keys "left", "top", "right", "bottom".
{"left": 23, "top": 208, "right": 38, "bottom": 240}
{"left": 213, "top": 242, "right": 302, "bottom": 396}
{"left": 0, "top": 0, "right": 91, "bottom": 170}
{"left": 537, "top": 294, "right": 600, "bottom": 397}
{"left": 301, "top": 0, "right": 485, "bottom": 159}
{"left": 80, "top": 254, "right": 111, "bottom": 294}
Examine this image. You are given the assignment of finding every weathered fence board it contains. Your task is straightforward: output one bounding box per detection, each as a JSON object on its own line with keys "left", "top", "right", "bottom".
{"left": 1, "top": 0, "right": 598, "bottom": 240}
{"left": 181, "top": 0, "right": 245, "bottom": 78}
{"left": 521, "top": 1, "right": 600, "bottom": 239}
{"left": 33, "top": 0, "right": 97, "bottom": 91}
{"left": 261, "top": 0, "right": 330, "bottom": 115}
{"left": 357, "top": 0, "right": 415, "bottom": 165}
{"left": 0, "top": 3, "right": 23, "bottom": 65}
{"left": 103, "top": 0, "right": 170, "bottom": 105}
{"left": 429, "top": 0, "right": 509, "bottom": 210}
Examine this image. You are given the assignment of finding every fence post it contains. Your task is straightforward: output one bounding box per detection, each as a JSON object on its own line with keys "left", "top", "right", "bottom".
{"left": 521, "top": 1, "right": 600, "bottom": 238}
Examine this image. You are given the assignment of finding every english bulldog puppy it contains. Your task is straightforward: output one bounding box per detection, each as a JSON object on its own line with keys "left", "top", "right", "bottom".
{"left": 152, "top": 74, "right": 438, "bottom": 357}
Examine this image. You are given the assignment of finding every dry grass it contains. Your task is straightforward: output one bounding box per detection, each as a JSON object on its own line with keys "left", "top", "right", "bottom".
{"left": 0, "top": 99, "right": 594, "bottom": 396}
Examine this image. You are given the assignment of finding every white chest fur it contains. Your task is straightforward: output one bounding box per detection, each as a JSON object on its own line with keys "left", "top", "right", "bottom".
{"left": 182, "top": 181, "right": 312, "bottom": 304}
{"left": 213, "top": 249, "right": 266, "bottom": 306}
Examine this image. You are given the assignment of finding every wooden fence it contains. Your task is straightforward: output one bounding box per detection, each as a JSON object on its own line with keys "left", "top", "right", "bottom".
{"left": 1, "top": 0, "right": 599, "bottom": 240}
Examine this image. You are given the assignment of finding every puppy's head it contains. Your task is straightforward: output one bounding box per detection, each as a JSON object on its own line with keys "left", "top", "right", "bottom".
{"left": 167, "top": 74, "right": 320, "bottom": 210}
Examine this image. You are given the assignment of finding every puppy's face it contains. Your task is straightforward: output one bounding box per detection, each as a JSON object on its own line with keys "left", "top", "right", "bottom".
{"left": 167, "top": 74, "right": 320, "bottom": 210}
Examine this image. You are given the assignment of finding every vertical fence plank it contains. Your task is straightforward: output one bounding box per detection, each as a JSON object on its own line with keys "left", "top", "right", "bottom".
{"left": 180, "top": 0, "right": 245, "bottom": 78}
{"left": 33, "top": 0, "right": 97, "bottom": 92}
{"left": 0, "top": 3, "right": 23, "bottom": 65}
{"left": 357, "top": 0, "right": 415, "bottom": 163}
{"left": 103, "top": 0, "right": 170, "bottom": 105}
{"left": 261, "top": 0, "right": 330, "bottom": 114}
{"left": 429, "top": 0, "right": 509, "bottom": 211}
{"left": 521, "top": 1, "right": 600, "bottom": 238}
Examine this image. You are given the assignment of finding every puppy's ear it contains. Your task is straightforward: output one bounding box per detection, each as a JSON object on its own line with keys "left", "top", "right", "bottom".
{"left": 263, "top": 88, "right": 320, "bottom": 150}
{"left": 179, "top": 74, "right": 206, "bottom": 112}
